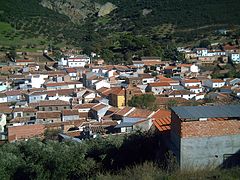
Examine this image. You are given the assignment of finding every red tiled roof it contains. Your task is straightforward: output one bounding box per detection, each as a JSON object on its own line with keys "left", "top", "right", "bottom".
{"left": 5, "top": 90, "right": 22, "bottom": 96}
{"left": 110, "top": 88, "right": 125, "bottom": 96}
{"left": 37, "top": 111, "right": 61, "bottom": 119}
{"left": 115, "top": 107, "right": 133, "bottom": 116}
{"left": 73, "top": 103, "right": 98, "bottom": 109}
{"left": 165, "top": 66, "right": 176, "bottom": 70}
{"left": 127, "top": 108, "right": 153, "bottom": 118}
{"left": 13, "top": 108, "right": 37, "bottom": 113}
{"left": 212, "top": 79, "right": 224, "bottom": 83}
{"left": 91, "top": 103, "right": 108, "bottom": 111}
{"left": 152, "top": 109, "right": 171, "bottom": 132}
{"left": 45, "top": 82, "right": 68, "bottom": 87}
{"left": 177, "top": 64, "right": 192, "bottom": 68}
{"left": 8, "top": 124, "right": 45, "bottom": 141}
{"left": 62, "top": 109, "right": 79, "bottom": 116}
{"left": 38, "top": 100, "right": 70, "bottom": 107}
{"left": 9, "top": 117, "right": 30, "bottom": 123}
{"left": 149, "top": 82, "right": 171, "bottom": 87}
{"left": 183, "top": 79, "right": 201, "bottom": 83}
{"left": 65, "top": 68, "right": 77, "bottom": 73}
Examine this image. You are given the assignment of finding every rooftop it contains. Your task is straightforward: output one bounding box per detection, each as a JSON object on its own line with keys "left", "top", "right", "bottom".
{"left": 172, "top": 105, "right": 240, "bottom": 120}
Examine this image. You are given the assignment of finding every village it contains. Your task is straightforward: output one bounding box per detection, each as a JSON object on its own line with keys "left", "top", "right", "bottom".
{"left": 0, "top": 42, "right": 239, "bottom": 169}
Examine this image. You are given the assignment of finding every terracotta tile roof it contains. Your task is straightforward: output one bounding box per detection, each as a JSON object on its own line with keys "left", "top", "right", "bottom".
{"left": 65, "top": 131, "right": 81, "bottom": 137}
{"left": 13, "top": 108, "right": 37, "bottom": 113}
{"left": 223, "top": 45, "right": 237, "bottom": 51}
{"left": 79, "top": 112, "right": 89, "bottom": 118}
{"left": 9, "top": 117, "right": 30, "bottom": 123}
{"left": 8, "top": 74, "right": 26, "bottom": 79}
{"left": 62, "top": 109, "right": 79, "bottom": 116}
{"left": 153, "top": 119, "right": 171, "bottom": 132}
{"left": 65, "top": 68, "right": 77, "bottom": 73}
{"left": 91, "top": 120, "right": 118, "bottom": 127}
{"left": 127, "top": 108, "right": 154, "bottom": 118}
{"left": 91, "top": 103, "right": 108, "bottom": 111}
{"left": 46, "top": 89, "right": 75, "bottom": 97}
{"left": 44, "top": 119, "right": 87, "bottom": 128}
{"left": 0, "top": 107, "right": 13, "bottom": 113}
{"left": 115, "top": 107, "right": 134, "bottom": 116}
{"left": 138, "top": 73, "right": 153, "bottom": 78}
{"left": 101, "top": 88, "right": 113, "bottom": 97}
{"left": 8, "top": 124, "right": 45, "bottom": 141}
{"left": 212, "top": 79, "right": 225, "bottom": 83}
{"left": 168, "top": 90, "right": 195, "bottom": 96}
{"left": 148, "top": 82, "right": 171, "bottom": 87}
{"left": 27, "top": 88, "right": 46, "bottom": 93}
{"left": 5, "top": 90, "right": 22, "bottom": 96}
{"left": 108, "top": 106, "right": 120, "bottom": 113}
{"left": 45, "top": 70, "right": 67, "bottom": 76}
{"left": 97, "top": 87, "right": 110, "bottom": 93}
{"left": 152, "top": 109, "right": 171, "bottom": 120}
{"left": 143, "top": 60, "right": 162, "bottom": 66}
{"left": 177, "top": 64, "right": 192, "bottom": 68}
{"left": 38, "top": 100, "right": 70, "bottom": 107}
{"left": 183, "top": 79, "right": 201, "bottom": 83}
{"left": 37, "top": 111, "right": 61, "bottom": 119}
{"left": 73, "top": 103, "right": 97, "bottom": 109}
{"left": 110, "top": 87, "right": 125, "bottom": 96}
{"left": 165, "top": 66, "right": 176, "bottom": 70}
{"left": 28, "top": 102, "right": 39, "bottom": 108}
{"left": 152, "top": 109, "right": 171, "bottom": 132}
{"left": 45, "top": 82, "right": 69, "bottom": 87}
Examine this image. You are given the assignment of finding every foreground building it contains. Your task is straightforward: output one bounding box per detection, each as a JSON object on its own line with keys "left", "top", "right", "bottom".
{"left": 170, "top": 105, "right": 240, "bottom": 169}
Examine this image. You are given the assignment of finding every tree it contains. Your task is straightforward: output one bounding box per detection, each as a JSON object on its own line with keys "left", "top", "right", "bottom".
{"left": 128, "top": 94, "right": 157, "bottom": 110}
{"left": 8, "top": 50, "right": 17, "bottom": 60}
{"left": 199, "top": 40, "right": 211, "bottom": 48}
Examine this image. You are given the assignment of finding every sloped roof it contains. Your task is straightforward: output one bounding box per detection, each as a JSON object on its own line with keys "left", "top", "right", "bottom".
{"left": 172, "top": 105, "right": 240, "bottom": 120}
{"left": 37, "top": 111, "right": 61, "bottom": 119}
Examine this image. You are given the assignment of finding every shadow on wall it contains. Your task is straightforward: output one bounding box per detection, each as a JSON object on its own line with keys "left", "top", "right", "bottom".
{"left": 221, "top": 149, "right": 240, "bottom": 169}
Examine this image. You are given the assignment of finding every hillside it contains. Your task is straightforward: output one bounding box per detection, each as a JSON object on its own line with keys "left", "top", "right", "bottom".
{"left": 0, "top": 0, "right": 240, "bottom": 63}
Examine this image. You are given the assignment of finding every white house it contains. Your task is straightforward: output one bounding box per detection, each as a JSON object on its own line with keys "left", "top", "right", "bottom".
{"left": 168, "top": 90, "right": 196, "bottom": 100}
{"left": 188, "top": 86, "right": 203, "bottom": 94}
{"left": 230, "top": 53, "right": 240, "bottom": 64}
{"left": 195, "top": 93, "right": 205, "bottom": 100}
{"left": 145, "top": 82, "right": 171, "bottom": 95}
{"left": 181, "top": 79, "right": 202, "bottom": 87}
{"left": 194, "top": 48, "right": 208, "bottom": 57}
{"left": 29, "top": 75, "right": 45, "bottom": 88}
{"left": 139, "top": 74, "right": 155, "bottom": 85}
{"left": 0, "top": 114, "right": 6, "bottom": 133}
{"left": 59, "top": 55, "right": 90, "bottom": 67}
{"left": 203, "top": 79, "right": 225, "bottom": 89}
{"left": 0, "top": 93, "right": 7, "bottom": 103}
{"left": 93, "top": 79, "right": 110, "bottom": 90}
{"left": 27, "top": 91, "right": 48, "bottom": 103}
